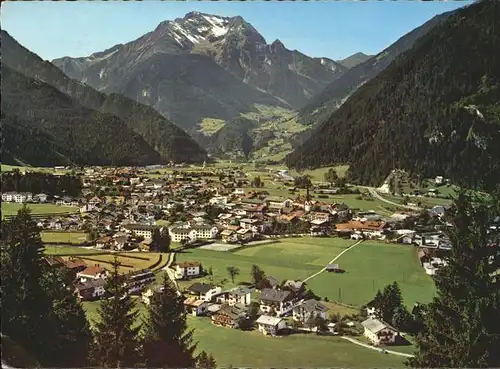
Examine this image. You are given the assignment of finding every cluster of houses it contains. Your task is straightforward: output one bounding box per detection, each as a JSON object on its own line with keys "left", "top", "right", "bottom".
{"left": 43, "top": 255, "right": 156, "bottom": 301}
{"left": 142, "top": 273, "right": 333, "bottom": 337}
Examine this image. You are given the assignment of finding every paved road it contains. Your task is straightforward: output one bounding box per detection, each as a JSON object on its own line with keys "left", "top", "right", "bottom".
{"left": 360, "top": 186, "right": 423, "bottom": 211}
{"left": 162, "top": 252, "right": 182, "bottom": 296}
{"left": 341, "top": 336, "right": 415, "bottom": 358}
{"left": 302, "top": 240, "right": 363, "bottom": 283}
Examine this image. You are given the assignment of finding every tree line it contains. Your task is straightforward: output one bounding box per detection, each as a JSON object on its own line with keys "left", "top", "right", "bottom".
{"left": 1, "top": 171, "right": 82, "bottom": 197}
{"left": 0, "top": 206, "right": 216, "bottom": 368}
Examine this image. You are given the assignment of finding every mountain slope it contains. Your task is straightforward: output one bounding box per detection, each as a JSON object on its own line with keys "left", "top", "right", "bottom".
{"left": 1, "top": 30, "right": 207, "bottom": 163}
{"left": 52, "top": 12, "right": 347, "bottom": 129}
{"left": 296, "top": 10, "right": 455, "bottom": 127}
{"left": 336, "top": 52, "right": 373, "bottom": 69}
{"left": 1, "top": 65, "right": 163, "bottom": 166}
{"left": 286, "top": 1, "right": 500, "bottom": 190}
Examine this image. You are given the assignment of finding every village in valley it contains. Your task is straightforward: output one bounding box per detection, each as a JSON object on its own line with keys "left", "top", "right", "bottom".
{"left": 1, "top": 161, "right": 486, "bottom": 367}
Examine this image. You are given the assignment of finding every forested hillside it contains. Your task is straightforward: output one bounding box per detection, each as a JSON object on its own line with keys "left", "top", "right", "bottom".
{"left": 287, "top": 1, "right": 500, "bottom": 191}
{"left": 296, "top": 9, "right": 453, "bottom": 128}
{"left": 1, "top": 30, "right": 207, "bottom": 163}
{"left": 2, "top": 65, "right": 163, "bottom": 166}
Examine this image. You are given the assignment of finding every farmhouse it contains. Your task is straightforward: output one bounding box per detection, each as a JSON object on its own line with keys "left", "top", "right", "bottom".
{"left": 186, "top": 283, "right": 222, "bottom": 302}
{"left": 124, "top": 269, "right": 155, "bottom": 293}
{"left": 211, "top": 303, "right": 248, "bottom": 329}
{"left": 184, "top": 297, "right": 209, "bottom": 316}
{"left": 292, "top": 299, "right": 329, "bottom": 324}
{"left": 174, "top": 261, "right": 202, "bottom": 280}
{"left": 361, "top": 318, "right": 400, "bottom": 346}
{"left": 62, "top": 257, "right": 87, "bottom": 273}
{"left": 141, "top": 285, "right": 164, "bottom": 306}
{"left": 335, "top": 220, "right": 390, "bottom": 238}
{"left": 259, "top": 288, "right": 295, "bottom": 316}
{"left": 77, "top": 265, "right": 109, "bottom": 283}
{"left": 215, "top": 286, "right": 253, "bottom": 306}
{"left": 256, "top": 315, "right": 287, "bottom": 336}
{"left": 75, "top": 279, "right": 106, "bottom": 301}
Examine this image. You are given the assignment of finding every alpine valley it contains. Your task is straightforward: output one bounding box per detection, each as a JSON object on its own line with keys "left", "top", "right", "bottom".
{"left": 2, "top": 3, "right": 499, "bottom": 188}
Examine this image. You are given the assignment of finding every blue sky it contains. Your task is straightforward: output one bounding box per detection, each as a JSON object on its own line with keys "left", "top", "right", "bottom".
{"left": 1, "top": 0, "right": 472, "bottom": 62}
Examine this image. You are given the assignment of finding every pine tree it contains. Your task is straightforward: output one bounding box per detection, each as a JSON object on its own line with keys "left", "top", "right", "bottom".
{"left": 197, "top": 350, "right": 217, "bottom": 369}
{"left": 43, "top": 266, "right": 93, "bottom": 367}
{"left": 0, "top": 206, "right": 56, "bottom": 365}
{"left": 251, "top": 264, "right": 266, "bottom": 289}
{"left": 91, "top": 256, "right": 142, "bottom": 367}
{"left": 143, "top": 273, "right": 197, "bottom": 368}
{"left": 407, "top": 191, "right": 500, "bottom": 367}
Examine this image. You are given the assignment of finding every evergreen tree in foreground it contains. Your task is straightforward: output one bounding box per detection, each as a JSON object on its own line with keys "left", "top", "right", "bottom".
{"left": 407, "top": 191, "right": 500, "bottom": 367}
{"left": 0, "top": 206, "right": 54, "bottom": 365}
{"left": 143, "top": 273, "right": 198, "bottom": 368}
{"left": 91, "top": 256, "right": 142, "bottom": 367}
{"left": 196, "top": 350, "right": 217, "bottom": 369}
{"left": 43, "top": 266, "right": 93, "bottom": 367}
{"left": 1, "top": 206, "right": 92, "bottom": 367}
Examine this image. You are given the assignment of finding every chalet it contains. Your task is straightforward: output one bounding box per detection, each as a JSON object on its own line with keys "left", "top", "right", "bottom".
{"left": 124, "top": 269, "right": 155, "bottom": 293}
{"left": 88, "top": 196, "right": 103, "bottom": 207}
{"left": 77, "top": 265, "right": 109, "bottom": 283}
{"left": 335, "top": 220, "right": 390, "bottom": 238}
{"left": 282, "top": 280, "right": 306, "bottom": 296}
{"left": 141, "top": 285, "right": 164, "bottom": 306}
{"left": 256, "top": 315, "right": 287, "bottom": 336}
{"left": 259, "top": 288, "right": 295, "bottom": 316}
{"left": 184, "top": 297, "right": 209, "bottom": 316}
{"left": 96, "top": 236, "right": 114, "bottom": 249}
{"left": 44, "top": 255, "right": 65, "bottom": 268}
{"left": 33, "top": 193, "right": 48, "bottom": 203}
{"left": 186, "top": 283, "right": 222, "bottom": 302}
{"left": 326, "top": 263, "right": 343, "bottom": 273}
{"left": 361, "top": 318, "right": 400, "bottom": 346}
{"left": 63, "top": 257, "right": 87, "bottom": 273}
{"left": 211, "top": 303, "right": 247, "bottom": 329}
{"left": 262, "top": 276, "right": 280, "bottom": 290}
{"left": 292, "top": 299, "right": 329, "bottom": 324}
{"left": 174, "top": 261, "right": 202, "bottom": 280}
{"left": 75, "top": 279, "right": 106, "bottom": 301}
{"left": 215, "top": 286, "right": 253, "bottom": 306}
{"left": 220, "top": 229, "right": 236, "bottom": 243}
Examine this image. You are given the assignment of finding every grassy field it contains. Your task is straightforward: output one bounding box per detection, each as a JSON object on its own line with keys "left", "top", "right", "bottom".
{"left": 41, "top": 232, "right": 88, "bottom": 244}
{"left": 2, "top": 203, "right": 78, "bottom": 219}
{"left": 177, "top": 238, "right": 435, "bottom": 309}
{"left": 198, "top": 118, "right": 226, "bottom": 136}
{"left": 70, "top": 252, "right": 163, "bottom": 274}
{"left": 175, "top": 237, "right": 355, "bottom": 292}
{"left": 306, "top": 242, "right": 436, "bottom": 308}
{"left": 1, "top": 164, "right": 66, "bottom": 173}
{"left": 44, "top": 246, "right": 107, "bottom": 255}
{"left": 188, "top": 316, "right": 405, "bottom": 368}
{"left": 81, "top": 300, "right": 405, "bottom": 368}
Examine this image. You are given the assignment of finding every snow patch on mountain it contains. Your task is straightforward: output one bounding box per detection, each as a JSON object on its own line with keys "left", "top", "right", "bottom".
{"left": 172, "top": 23, "right": 202, "bottom": 44}
{"left": 202, "top": 15, "right": 229, "bottom": 37}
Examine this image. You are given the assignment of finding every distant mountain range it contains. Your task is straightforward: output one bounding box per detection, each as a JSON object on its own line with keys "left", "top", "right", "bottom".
{"left": 287, "top": 0, "right": 500, "bottom": 190}
{"left": 52, "top": 12, "right": 348, "bottom": 130}
{"left": 336, "top": 52, "right": 373, "bottom": 69}
{"left": 1, "top": 30, "right": 207, "bottom": 166}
